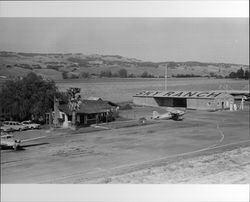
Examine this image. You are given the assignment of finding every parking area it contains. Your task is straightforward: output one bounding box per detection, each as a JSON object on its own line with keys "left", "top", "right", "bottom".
{"left": 1, "top": 105, "right": 249, "bottom": 183}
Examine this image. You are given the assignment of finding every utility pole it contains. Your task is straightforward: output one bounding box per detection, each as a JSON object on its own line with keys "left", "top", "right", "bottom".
{"left": 165, "top": 66, "right": 167, "bottom": 91}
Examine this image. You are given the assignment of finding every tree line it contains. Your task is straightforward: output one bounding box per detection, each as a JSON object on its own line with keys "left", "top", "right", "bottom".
{"left": 0, "top": 73, "right": 67, "bottom": 122}
{"left": 173, "top": 74, "right": 202, "bottom": 78}
{"left": 63, "top": 69, "right": 156, "bottom": 79}
{"left": 226, "top": 68, "right": 249, "bottom": 79}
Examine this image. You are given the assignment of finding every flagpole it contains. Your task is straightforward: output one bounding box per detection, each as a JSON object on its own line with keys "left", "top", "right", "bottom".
{"left": 165, "top": 66, "right": 167, "bottom": 91}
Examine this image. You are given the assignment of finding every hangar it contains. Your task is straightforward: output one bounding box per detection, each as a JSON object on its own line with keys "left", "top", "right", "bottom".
{"left": 133, "top": 91, "right": 234, "bottom": 111}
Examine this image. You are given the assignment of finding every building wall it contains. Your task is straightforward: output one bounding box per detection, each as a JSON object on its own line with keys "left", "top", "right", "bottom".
{"left": 134, "top": 96, "right": 213, "bottom": 109}
{"left": 134, "top": 95, "right": 234, "bottom": 111}
{"left": 187, "top": 98, "right": 215, "bottom": 110}
{"left": 187, "top": 97, "right": 234, "bottom": 110}
{"left": 214, "top": 97, "right": 234, "bottom": 110}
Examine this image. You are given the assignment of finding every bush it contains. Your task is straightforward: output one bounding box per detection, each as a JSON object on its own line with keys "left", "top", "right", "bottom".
{"left": 62, "top": 71, "right": 68, "bottom": 79}
{"left": 140, "top": 71, "right": 155, "bottom": 78}
{"left": 118, "top": 69, "right": 128, "bottom": 78}
{"left": 81, "top": 72, "right": 90, "bottom": 78}
{"left": 128, "top": 73, "right": 136, "bottom": 78}
{"left": 100, "top": 70, "right": 113, "bottom": 77}
{"left": 119, "top": 103, "right": 132, "bottom": 110}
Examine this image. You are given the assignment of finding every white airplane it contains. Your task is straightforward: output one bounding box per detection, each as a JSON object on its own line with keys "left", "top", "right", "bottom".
{"left": 152, "top": 107, "right": 185, "bottom": 121}
{"left": 152, "top": 111, "right": 172, "bottom": 120}
{"left": 1, "top": 134, "right": 46, "bottom": 151}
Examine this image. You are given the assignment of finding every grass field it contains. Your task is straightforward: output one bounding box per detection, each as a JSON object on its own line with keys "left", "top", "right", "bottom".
{"left": 56, "top": 78, "right": 249, "bottom": 102}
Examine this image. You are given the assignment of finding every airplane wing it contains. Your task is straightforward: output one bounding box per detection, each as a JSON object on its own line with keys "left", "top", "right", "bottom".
{"left": 167, "top": 108, "right": 185, "bottom": 116}
{"left": 20, "top": 136, "right": 46, "bottom": 143}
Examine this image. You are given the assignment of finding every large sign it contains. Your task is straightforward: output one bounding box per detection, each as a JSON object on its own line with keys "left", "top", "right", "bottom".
{"left": 134, "top": 91, "right": 224, "bottom": 99}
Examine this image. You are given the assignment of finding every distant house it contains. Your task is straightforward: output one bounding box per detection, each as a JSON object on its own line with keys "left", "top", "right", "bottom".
{"left": 88, "top": 60, "right": 103, "bottom": 65}
{"left": 86, "top": 97, "right": 103, "bottom": 101}
{"left": 54, "top": 99, "right": 119, "bottom": 127}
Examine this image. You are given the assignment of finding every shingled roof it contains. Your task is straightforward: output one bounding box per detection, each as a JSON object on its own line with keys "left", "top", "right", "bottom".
{"left": 59, "top": 100, "right": 116, "bottom": 115}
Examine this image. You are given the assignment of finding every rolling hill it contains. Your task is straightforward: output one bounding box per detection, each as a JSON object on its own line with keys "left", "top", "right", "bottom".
{"left": 0, "top": 51, "right": 248, "bottom": 80}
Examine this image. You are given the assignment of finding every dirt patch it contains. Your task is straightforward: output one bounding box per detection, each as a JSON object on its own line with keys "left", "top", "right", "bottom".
{"left": 120, "top": 131, "right": 140, "bottom": 136}
{"left": 180, "top": 133, "right": 218, "bottom": 141}
{"left": 93, "top": 146, "right": 250, "bottom": 184}
{"left": 95, "top": 137, "right": 136, "bottom": 144}
{"left": 52, "top": 146, "right": 107, "bottom": 158}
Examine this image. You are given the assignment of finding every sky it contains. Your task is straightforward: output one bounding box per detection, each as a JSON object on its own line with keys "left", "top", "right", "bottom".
{"left": 0, "top": 18, "right": 249, "bottom": 64}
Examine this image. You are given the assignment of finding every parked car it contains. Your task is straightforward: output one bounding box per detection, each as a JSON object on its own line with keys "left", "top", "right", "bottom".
{"left": 21, "top": 120, "right": 41, "bottom": 129}
{"left": 2, "top": 121, "right": 28, "bottom": 131}
{"left": 0, "top": 125, "right": 13, "bottom": 133}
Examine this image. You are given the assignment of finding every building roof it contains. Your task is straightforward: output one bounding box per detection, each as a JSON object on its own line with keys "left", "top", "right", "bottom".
{"left": 86, "top": 97, "right": 103, "bottom": 101}
{"left": 86, "top": 97, "right": 119, "bottom": 106}
{"left": 134, "top": 91, "right": 234, "bottom": 99}
{"left": 59, "top": 100, "right": 115, "bottom": 115}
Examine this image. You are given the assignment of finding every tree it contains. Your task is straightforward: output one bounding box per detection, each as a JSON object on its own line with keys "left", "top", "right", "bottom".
{"left": 62, "top": 71, "right": 68, "bottom": 79}
{"left": 0, "top": 72, "right": 59, "bottom": 122}
{"left": 128, "top": 73, "right": 136, "bottom": 78}
{"left": 244, "top": 70, "right": 249, "bottom": 80}
{"left": 236, "top": 68, "right": 244, "bottom": 79}
{"left": 66, "top": 87, "right": 81, "bottom": 127}
{"left": 167, "top": 62, "right": 177, "bottom": 69}
{"left": 228, "top": 68, "right": 249, "bottom": 79}
{"left": 100, "top": 70, "right": 112, "bottom": 77}
{"left": 81, "top": 72, "right": 90, "bottom": 78}
{"left": 141, "top": 71, "right": 154, "bottom": 78}
{"left": 228, "top": 72, "right": 237, "bottom": 78}
{"left": 141, "top": 71, "right": 149, "bottom": 78}
{"left": 118, "top": 69, "right": 127, "bottom": 78}
{"left": 209, "top": 72, "right": 216, "bottom": 77}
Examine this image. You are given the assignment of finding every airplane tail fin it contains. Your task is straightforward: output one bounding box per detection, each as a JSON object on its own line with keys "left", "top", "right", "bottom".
{"left": 152, "top": 111, "right": 159, "bottom": 118}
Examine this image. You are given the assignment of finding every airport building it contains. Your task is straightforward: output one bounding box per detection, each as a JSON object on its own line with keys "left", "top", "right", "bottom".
{"left": 46, "top": 99, "right": 119, "bottom": 128}
{"left": 133, "top": 91, "right": 234, "bottom": 111}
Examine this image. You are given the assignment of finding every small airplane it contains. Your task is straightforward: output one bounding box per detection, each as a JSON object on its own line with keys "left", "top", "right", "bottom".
{"left": 152, "top": 107, "right": 185, "bottom": 121}
{"left": 1, "top": 134, "right": 46, "bottom": 151}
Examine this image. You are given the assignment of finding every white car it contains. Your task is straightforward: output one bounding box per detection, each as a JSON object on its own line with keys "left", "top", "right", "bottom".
{"left": 0, "top": 125, "right": 13, "bottom": 132}
{"left": 1, "top": 134, "right": 21, "bottom": 150}
{"left": 21, "top": 120, "right": 41, "bottom": 130}
{"left": 3, "top": 121, "right": 28, "bottom": 131}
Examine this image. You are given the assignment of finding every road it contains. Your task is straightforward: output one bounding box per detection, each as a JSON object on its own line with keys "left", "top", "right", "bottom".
{"left": 1, "top": 107, "right": 249, "bottom": 183}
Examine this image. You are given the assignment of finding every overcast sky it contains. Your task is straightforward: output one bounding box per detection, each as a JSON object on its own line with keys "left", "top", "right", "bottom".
{"left": 0, "top": 18, "right": 248, "bottom": 64}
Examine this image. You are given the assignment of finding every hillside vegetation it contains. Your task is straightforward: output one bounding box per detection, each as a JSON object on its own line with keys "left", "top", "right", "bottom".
{"left": 0, "top": 51, "right": 248, "bottom": 80}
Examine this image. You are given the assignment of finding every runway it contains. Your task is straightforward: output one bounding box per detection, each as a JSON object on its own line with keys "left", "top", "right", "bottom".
{"left": 1, "top": 108, "right": 249, "bottom": 183}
